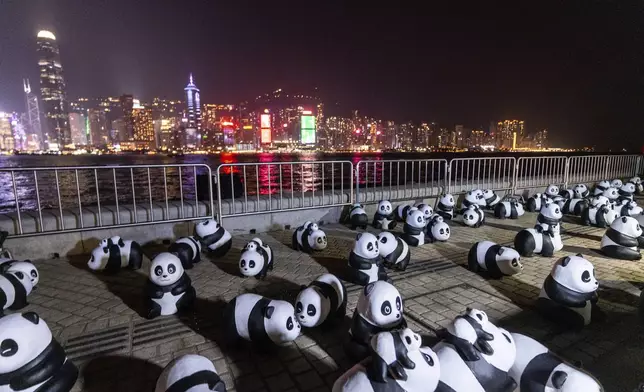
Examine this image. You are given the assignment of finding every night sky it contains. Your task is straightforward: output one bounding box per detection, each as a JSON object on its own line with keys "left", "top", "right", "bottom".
{"left": 1, "top": 0, "right": 643, "bottom": 150}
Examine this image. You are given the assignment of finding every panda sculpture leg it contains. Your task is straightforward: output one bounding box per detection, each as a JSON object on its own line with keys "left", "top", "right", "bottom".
{"left": 466, "top": 245, "right": 481, "bottom": 273}
{"left": 175, "top": 285, "right": 197, "bottom": 311}
{"left": 377, "top": 265, "right": 392, "bottom": 284}
{"left": 536, "top": 298, "right": 587, "bottom": 330}
{"left": 210, "top": 238, "right": 233, "bottom": 258}
{"left": 602, "top": 245, "right": 642, "bottom": 260}
{"left": 292, "top": 231, "right": 299, "bottom": 251}
{"left": 514, "top": 230, "right": 536, "bottom": 257}
{"left": 146, "top": 298, "right": 163, "bottom": 320}
{"left": 494, "top": 203, "right": 507, "bottom": 219}
{"left": 129, "top": 241, "right": 144, "bottom": 270}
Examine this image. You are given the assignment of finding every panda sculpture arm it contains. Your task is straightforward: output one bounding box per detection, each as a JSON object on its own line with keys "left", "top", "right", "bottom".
{"left": 368, "top": 332, "right": 416, "bottom": 382}
{"left": 145, "top": 280, "right": 165, "bottom": 299}
{"left": 170, "top": 274, "right": 192, "bottom": 296}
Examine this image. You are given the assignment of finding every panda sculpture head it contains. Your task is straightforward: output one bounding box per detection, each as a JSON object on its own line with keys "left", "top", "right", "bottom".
{"left": 573, "top": 184, "right": 589, "bottom": 198}
{"left": 195, "top": 218, "right": 223, "bottom": 240}
{"left": 611, "top": 179, "right": 623, "bottom": 189}
{"left": 439, "top": 194, "right": 455, "bottom": 208}
{"left": 603, "top": 187, "right": 619, "bottom": 201}
{"left": 398, "top": 328, "right": 423, "bottom": 353}
{"left": 308, "top": 227, "right": 327, "bottom": 251}
{"left": 377, "top": 200, "right": 393, "bottom": 216}
{"left": 550, "top": 255, "right": 598, "bottom": 294}
{"left": 590, "top": 195, "right": 610, "bottom": 207}
{"left": 0, "top": 312, "right": 52, "bottom": 375}
{"left": 484, "top": 325, "right": 517, "bottom": 372}
{"left": 630, "top": 176, "right": 642, "bottom": 185}
{"left": 612, "top": 215, "right": 642, "bottom": 239}
{"left": 88, "top": 245, "right": 111, "bottom": 271}
{"left": 416, "top": 204, "right": 434, "bottom": 221}
{"left": 546, "top": 184, "right": 560, "bottom": 198}
{"left": 295, "top": 286, "right": 329, "bottom": 328}
{"left": 149, "top": 253, "right": 184, "bottom": 286}
{"left": 7, "top": 271, "right": 33, "bottom": 297}
{"left": 406, "top": 209, "right": 426, "bottom": 229}
{"left": 243, "top": 238, "right": 262, "bottom": 253}
{"left": 353, "top": 233, "right": 379, "bottom": 259}
{"left": 6, "top": 261, "right": 39, "bottom": 287}
{"left": 482, "top": 189, "right": 496, "bottom": 203}
{"left": 620, "top": 182, "right": 636, "bottom": 196}
{"left": 239, "top": 249, "right": 264, "bottom": 277}
{"left": 430, "top": 220, "right": 451, "bottom": 241}
{"left": 546, "top": 368, "right": 603, "bottom": 392}
{"left": 496, "top": 246, "right": 523, "bottom": 275}
{"left": 357, "top": 281, "right": 403, "bottom": 329}
{"left": 377, "top": 231, "right": 398, "bottom": 256}
{"left": 462, "top": 205, "right": 482, "bottom": 227}
{"left": 540, "top": 202, "right": 563, "bottom": 222}
{"left": 264, "top": 300, "right": 301, "bottom": 343}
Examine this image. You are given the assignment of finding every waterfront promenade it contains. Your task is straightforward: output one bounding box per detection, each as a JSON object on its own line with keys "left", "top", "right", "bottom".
{"left": 15, "top": 202, "right": 644, "bottom": 392}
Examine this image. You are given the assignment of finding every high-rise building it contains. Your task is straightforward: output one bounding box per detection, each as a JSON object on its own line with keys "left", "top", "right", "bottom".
{"left": 88, "top": 108, "right": 109, "bottom": 146}
{"left": 154, "top": 117, "right": 178, "bottom": 149}
{"left": 496, "top": 120, "right": 524, "bottom": 148}
{"left": 184, "top": 74, "right": 202, "bottom": 131}
{"left": 0, "top": 113, "right": 15, "bottom": 151}
{"left": 23, "top": 79, "right": 43, "bottom": 143}
{"left": 119, "top": 95, "right": 134, "bottom": 140}
{"left": 69, "top": 112, "right": 88, "bottom": 145}
{"left": 133, "top": 107, "right": 154, "bottom": 148}
{"left": 36, "top": 30, "right": 70, "bottom": 149}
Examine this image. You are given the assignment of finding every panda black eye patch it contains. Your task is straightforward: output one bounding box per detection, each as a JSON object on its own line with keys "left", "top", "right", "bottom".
{"left": 154, "top": 266, "right": 163, "bottom": 276}
{"left": 307, "top": 304, "right": 316, "bottom": 316}
{"left": 0, "top": 339, "right": 17, "bottom": 357}
{"left": 581, "top": 271, "right": 591, "bottom": 282}
{"left": 367, "top": 243, "right": 374, "bottom": 251}
{"left": 296, "top": 302, "right": 303, "bottom": 313}
{"left": 168, "top": 264, "right": 176, "bottom": 274}
{"left": 286, "top": 317, "right": 294, "bottom": 330}
{"left": 381, "top": 301, "right": 392, "bottom": 315}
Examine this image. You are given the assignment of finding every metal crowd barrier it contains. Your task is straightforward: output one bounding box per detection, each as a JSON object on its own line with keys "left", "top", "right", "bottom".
{"left": 566, "top": 154, "right": 642, "bottom": 187}
{"left": 0, "top": 164, "right": 214, "bottom": 237}
{"left": 354, "top": 159, "right": 448, "bottom": 204}
{"left": 515, "top": 156, "right": 568, "bottom": 192}
{"left": 448, "top": 157, "right": 516, "bottom": 194}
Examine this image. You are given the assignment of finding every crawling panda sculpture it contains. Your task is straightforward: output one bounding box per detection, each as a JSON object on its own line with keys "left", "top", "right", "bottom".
{"left": 468, "top": 241, "right": 523, "bottom": 279}
{"left": 416, "top": 203, "right": 434, "bottom": 222}
{"left": 293, "top": 221, "right": 327, "bottom": 252}
{"left": 394, "top": 205, "right": 416, "bottom": 223}
{"left": 537, "top": 255, "right": 599, "bottom": 329}
{"left": 88, "top": 237, "right": 144, "bottom": 272}
{"left": 526, "top": 193, "right": 551, "bottom": 213}
{"left": 155, "top": 354, "right": 227, "bottom": 392}
{"left": 462, "top": 204, "right": 485, "bottom": 228}
{"left": 602, "top": 187, "right": 620, "bottom": 204}
{"left": 436, "top": 194, "right": 456, "bottom": 220}
{"left": 618, "top": 200, "right": 643, "bottom": 217}
{"left": 378, "top": 232, "right": 411, "bottom": 271}
{"left": 494, "top": 199, "right": 524, "bottom": 219}
{"left": 460, "top": 190, "right": 485, "bottom": 213}
{"left": 349, "top": 203, "right": 368, "bottom": 230}
{"left": 482, "top": 189, "right": 501, "bottom": 209}
{"left": 346, "top": 281, "right": 406, "bottom": 362}
{"left": 373, "top": 200, "right": 397, "bottom": 230}
{"left": 573, "top": 183, "right": 590, "bottom": 198}
{"left": 145, "top": 253, "right": 196, "bottom": 319}
{"left": 0, "top": 271, "right": 33, "bottom": 314}
{"left": 618, "top": 182, "right": 637, "bottom": 203}
{"left": 611, "top": 178, "right": 623, "bottom": 189}
{"left": 600, "top": 216, "right": 643, "bottom": 260}
{"left": 223, "top": 293, "right": 301, "bottom": 348}
{"left": 0, "top": 260, "right": 39, "bottom": 289}
{"left": 295, "top": 273, "right": 347, "bottom": 328}
{"left": 348, "top": 232, "right": 388, "bottom": 285}
{"left": 0, "top": 312, "right": 78, "bottom": 392}
{"left": 593, "top": 180, "right": 611, "bottom": 196}
{"left": 560, "top": 197, "right": 588, "bottom": 216}
{"left": 400, "top": 210, "right": 426, "bottom": 247}
{"left": 509, "top": 333, "right": 603, "bottom": 392}
{"left": 514, "top": 223, "right": 563, "bottom": 257}
{"left": 194, "top": 218, "right": 232, "bottom": 257}
{"left": 239, "top": 238, "right": 273, "bottom": 279}
{"left": 426, "top": 215, "right": 451, "bottom": 243}
{"left": 168, "top": 236, "right": 201, "bottom": 269}
{"left": 582, "top": 195, "right": 617, "bottom": 228}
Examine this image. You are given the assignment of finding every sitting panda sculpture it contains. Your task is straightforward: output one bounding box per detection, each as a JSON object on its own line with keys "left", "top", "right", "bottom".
{"left": 346, "top": 281, "right": 406, "bottom": 362}
{"left": 223, "top": 293, "right": 301, "bottom": 348}
{"left": 293, "top": 221, "right": 327, "bottom": 252}
{"left": 155, "top": 354, "right": 227, "bottom": 392}
{"left": 602, "top": 187, "right": 620, "bottom": 204}
{"left": 378, "top": 232, "right": 411, "bottom": 271}
{"left": 618, "top": 182, "right": 637, "bottom": 203}
{"left": 462, "top": 204, "right": 485, "bottom": 228}
{"left": 367, "top": 327, "right": 425, "bottom": 383}
{"left": 400, "top": 210, "right": 426, "bottom": 247}
{"left": 494, "top": 198, "right": 525, "bottom": 219}
{"left": 618, "top": 200, "right": 643, "bottom": 217}
{"left": 88, "top": 237, "right": 144, "bottom": 272}
{"left": 426, "top": 215, "right": 451, "bottom": 243}
{"left": 459, "top": 190, "right": 485, "bottom": 213}
{"left": 593, "top": 180, "right": 611, "bottom": 196}
{"left": 295, "top": 273, "right": 347, "bottom": 328}
{"left": 509, "top": 333, "right": 603, "bottom": 392}
{"left": 347, "top": 232, "right": 388, "bottom": 286}
{"left": 0, "top": 312, "right": 78, "bottom": 392}
{"left": 482, "top": 189, "right": 501, "bottom": 209}
{"left": 145, "top": 253, "right": 196, "bottom": 319}
{"left": 436, "top": 194, "right": 456, "bottom": 220}
{"left": 573, "top": 183, "right": 590, "bottom": 198}
{"left": 468, "top": 241, "right": 523, "bottom": 279}
{"left": 0, "top": 270, "right": 33, "bottom": 314}
{"left": 600, "top": 216, "right": 643, "bottom": 260}
{"left": 168, "top": 236, "right": 201, "bottom": 269}
{"left": 349, "top": 203, "right": 368, "bottom": 230}
{"left": 394, "top": 205, "right": 416, "bottom": 223}
{"left": 0, "top": 260, "right": 39, "bottom": 289}
{"left": 536, "top": 202, "right": 563, "bottom": 231}
{"left": 373, "top": 200, "right": 397, "bottom": 230}
{"left": 239, "top": 238, "right": 273, "bottom": 279}
{"left": 416, "top": 203, "right": 434, "bottom": 222}
{"left": 537, "top": 255, "right": 599, "bottom": 329}
{"left": 194, "top": 219, "right": 232, "bottom": 257}
{"left": 514, "top": 222, "right": 563, "bottom": 257}
{"left": 526, "top": 193, "right": 551, "bottom": 213}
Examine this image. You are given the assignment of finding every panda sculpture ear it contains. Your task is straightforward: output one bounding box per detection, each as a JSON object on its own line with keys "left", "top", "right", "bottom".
{"left": 211, "top": 380, "right": 227, "bottom": 392}
{"left": 264, "top": 306, "right": 275, "bottom": 319}
{"left": 497, "top": 247, "right": 505, "bottom": 256}
{"left": 561, "top": 256, "right": 571, "bottom": 267}
{"left": 551, "top": 371, "right": 568, "bottom": 388}
{"left": 364, "top": 282, "right": 375, "bottom": 296}
{"left": 356, "top": 233, "right": 363, "bottom": 241}
{"left": 103, "top": 247, "right": 109, "bottom": 254}
{"left": 118, "top": 238, "right": 125, "bottom": 247}
{"left": 576, "top": 253, "right": 583, "bottom": 258}
{"left": 299, "top": 285, "right": 307, "bottom": 291}
{"left": 622, "top": 216, "right": 628, "bottom": 223}
{"left": 22, "top": 312, "right": 39, "bottom": 325}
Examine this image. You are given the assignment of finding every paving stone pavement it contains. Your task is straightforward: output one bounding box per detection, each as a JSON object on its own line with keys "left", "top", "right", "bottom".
{"left": 12, "top": 205, "right": 644, "bottom": 391}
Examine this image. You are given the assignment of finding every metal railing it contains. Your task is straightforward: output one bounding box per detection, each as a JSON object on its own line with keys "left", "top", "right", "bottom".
{"left": 448, "top": 157, "right": 516, "bottom": 194}
{"left": 515, "top": 156, "right": 568, "bottom": 192}
{"left": 566, "top": 154, "right": 642, "bottom": 186}
{"left": 0, "top": 164, "right": 214, "bottom": 237}
{"left": 216, "top": 160, "right": 353, "bottom": 223}
{"left": 355, "top": 159, "right": 448, "bottom": 203}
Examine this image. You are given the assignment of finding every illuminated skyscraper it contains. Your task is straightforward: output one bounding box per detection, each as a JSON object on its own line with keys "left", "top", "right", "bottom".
{"left": 0, "top": 113, "right": 15, "bottom": 151}
{"left": 69, "top": 112, "right": 88, "bottom": 145}
{"left": 184, "top": 74, "right": 202, "bottom": 131}
{"left": 36, "top": 30, "right": 70, "bottom": 149}
{"left": 119, "top": 95, "right": 134, "bottom": 140}
{"left": 133, "top": 107, "right": 154, "bottom": 148}
{"left": 23, "top": 79, "right": 42, "bottom": 143}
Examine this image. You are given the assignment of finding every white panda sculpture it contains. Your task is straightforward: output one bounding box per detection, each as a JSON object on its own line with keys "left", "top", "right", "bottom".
{"left": 145, "top": 253, "right": 196, "bottom": 319}
{"left": 462, "top": 204, "right": 485, "bottom": 228}
{"left": 367, "top": 327, "right": 425, "bottom": 382}
{"left": 194, "top": 219, "right": 232, "bottom": 257}
{"left": 602, "top": 187, "right": 620, "bottom": 203}
{"left": 629, "top": 176, "right": 643, "bottom": 194}
{"left": 494, "top": 199, "right": 525, "bottom": 219}
{"left": 293, "top": 221, "right": 327, "bottom": 252}
{"left": 346, "top": 281, "right": 406, "bottom": 362}
{"left": 0, "top": 312, "right": 78, "bottom": 392}
{"left": 514, "top": 222, "right": 563, "bottom": 257}
{"left": 378, "top": 232, "right": 411, "bottom": 271}
{"left": 88, "top": 237, "right": 144, "bottom": 272}
{"left": 468, "top": 241, "right": 523, "bottom": 279}
{"left": 426, "top": 216, "right": 451, "bottom": 243}
{"left": 558, "top": 188, "right": 575, "bottom": 200}
{"left": 618, "top": 200, "right": 643, "bottom": 217}
{"left": 611, "top": 178, "right": 623, "bottom": 189}
{"left": 394, "top": 205, "right": 415, "bottom": 223}
{"left": 526, "top": 193, "right": 552, "bottom": 213}
{"left": 436, "top": 194, "right": 456, "bottom": 220}
{"left": 0, "top": 271, "right": 33, "bottom": 314}
{"left": 0, "top": 260, "right": 39, "bottom": 289}
{"left": 600, "top": 216, "right": 643, "bottom": 260}
{"left": 536, "top": 202, "right": 563, "bottom": 231}
{"left": 155, "top": 354, "right": 227, "bottom": 392}
{"left": 545, "top": 184, "right": 560, "bottom": 199}
{"left": 618, "top": 182, "right": 637, "bottom": 203}
{"left": 373, "top": 200, "right": 397, "bottom": 230}
{"left": 509, "top": 333, "right": 603, "bottom": 392}
{"left": 582, "top": 196, "right": 617, "bottom": 228}
{"left": 348, "top": 232, "right": 388, "bottom": 286}
{"left": 239, "top": 238, "right": 273, "bottom": 279}
{"left": 560, "top": 198, "right": 588, "bottom": 216}
{"left": 593, "top": 180, "right": 610, "bottom": 196}
{"left": 295, "top": 273, "right": 347, "bottom": 328}
{"left": 573, "top": 183, "right": 590, "bottom": 198}
{"left": 460, "top": 190, "right": 485, "bottom": 213}
{"left": 537, "top": 255, "right": 599, "bottom": 329}
{"left": 349, "top": 203, "right": 368, "bottom": 230}
{"left": 416, "top": 203, "right": 434, "bottom": 222}
{"left": 223, "top": 293, "right": 301, "bottom": 348}
{"left": 168, "top": 236, "right": 202, "bottom": 269}
{"left": 400, "top": 210, "right": 426, "bottom": 247}
{"left": 482, "top": 189, "right": 501, "bottom": 209}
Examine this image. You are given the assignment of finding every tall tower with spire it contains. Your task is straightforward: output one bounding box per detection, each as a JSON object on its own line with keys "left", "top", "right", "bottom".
{"left": 184, "top": 74, "right": 202, "bottom": 132}
{"left": 23, "top": 79, "right": 43, "bottom": 145}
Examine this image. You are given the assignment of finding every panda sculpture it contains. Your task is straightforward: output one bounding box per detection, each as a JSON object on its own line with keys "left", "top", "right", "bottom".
{"left": 346, "top": 281, "right": 406, "bottom": 362}
{"left": 426, "top": 216, "right": 451, "bottom": 243}
{"left": 400, "top": 210, "right": 426, "bottom": 247}
{"left": 349, "top": 203, "right": 368, "bottom": 230}
{"left": 239, "top": 237, "right": 273, "bottom": 279}
{"left": 195, "top": 218, "right": 232, "bottom": 257}
{"left": 600, "top": 216, "right": 643, "bottom": 260}
{"left": 0, "top": 271, "right": 33, "bottom": 314}
{"left": 573, "top": 183, "right": 590, "bottom": 198}
{"left": 373, "top": 200, "right": 397, "bottom": 230}
{"left": 509, "top": 333, "right": 603, "bottom": 392}
{"left": 468, "top": 241, "right": 523, "bottom": 279}
{"left": 602, "top": 187, "right": 620, "bottom": 204}
{"left": 394, "top": 205, "right": 415, "bottom": 223}
{"left": 582, "top": 195, "right": 618, "bottom": 228}
{"left": 494, "top": 199, "right": 525, "bottom": 219}
{"left": 168, "top": 236, "right": 202, "bottom": 269}
{"left": 460, "top": 190, "right": 485, "bottom": 213}
{"left": 514, "top": 222, "right": 563, "bottom": 257}
{"left": 544, "top": 184, "right": 560, "bottom": 199}
{"left": 436, "top": 194, "right": 456, "bottom": 220}
{"left": 593, "top": 180, "right": 610, "bottom": 196}
{"left": 537, "top": 255, "right": 599, "bottom": 329}
{"left": 295, "top": 273, "right": 347, "bottom": 328}
{"left": 558, "top": 188, "right": 576, "bottom": 200}
{"left": 618, "top": 200, "right": 643, "bottom": 217}
{"left": 618, "top": 182, "right": 637, "bottom": 203}
{"left": 367, "top": 328, "right": 432, "bottom": 383}
{"left": 87, "top": 237, "right": 144, "bottom": 272}
{"left": 155, "top": 354, "right": 227, "bottom": 392}
{"left": 560, "top": 198, "right": 588, "bottom": 216}
{"left": 482, "top": 189, "right": 501, "bottom": 209}
{"left": 462, "top": 204, "right": 485, "bottom": 228}
{"left": 348, "top": 233, "right": 388, "bottom": 286}
{"left": 0, "top": 261, "right": 39, "bottom": 289}
{"left": 145, "top": 253, "right": 196, "bottom": 319}
{"left": 293, "top": 221, "right": 327, "bottom": 252}
{"left": 223, "top": 293, "right": 301, "bottom": 348}
{"left": 629, "top": 176, "right": 643, "bottom": 194}
{"left": 332, "top": 345, "right": 440, "bottom": 392}
{"left": 536, "top": 202, "right": 563, "bottom": 231}
{"left": 526, "top": 193, "right": 551, "bottom": 213}
{"left": 0, "top": 312, "right": 78, "bottom": 392}
{"left": 416, "top": 203, "right": 434, "bottom": 222}
{"left": 378, "top": 232, "right": 411, "bottom": 271}
{"left": 611, "top": 178, "right": 623, "bottom": 189}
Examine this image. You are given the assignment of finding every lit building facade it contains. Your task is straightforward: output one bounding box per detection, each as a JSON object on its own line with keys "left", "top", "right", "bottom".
{"left": 184, "top": 74, "right": 202, "bottom": 131}
{"left": 0, "top": 113, "right": 15, "bottom": 151}
{"left": 88, "top": 109, "right": 109, "bottom": 146}
{"left": 36, "top": 30, "right": 70, "bottom": 149}
{"left": 119, "top": 95, "right": 134, "bottom": 140}
{"left": 496, "top": 120, "right": 524, "bottom": 148}
{"left": 133, "top": 107, "right": 154, "bottom": 148}
{"left": 69, "top": 112, "right": 88, "bottom": 145}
